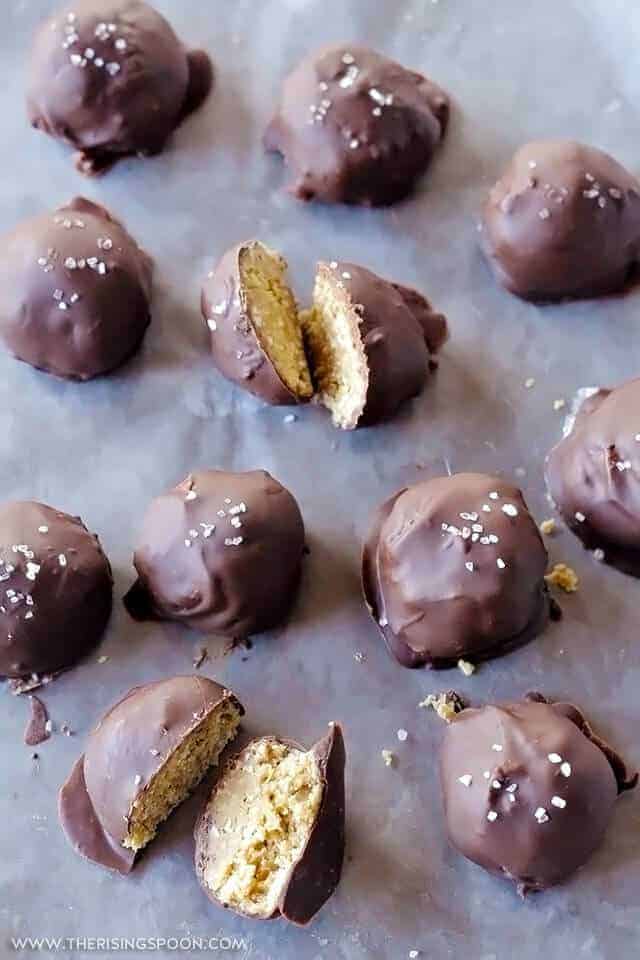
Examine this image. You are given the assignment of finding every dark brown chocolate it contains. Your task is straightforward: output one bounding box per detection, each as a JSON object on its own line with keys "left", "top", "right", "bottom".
{"left": 194, "top": 723, "right": 345, "bottom": 925}
{"left": 23, "top": 695, "right": 51, "bottom": 746}
{"left": 27, "top": 0, "right": 212, "bottom": 176}
{"left": 124, "top": 469, "right": 305, "bottom": 638}
{"left": 546, "top": 378, "right": 640, "bottom": 575}
{"left": 0, "top": 197, "right": 152, "bottom": 380}
{"left": 312, "top": 261, "right": 448, "bottom": 428}
{"left": 58, "top": 675, "right": 243, "bottom": 874}
{"left": 201, "top": 242, "right": 308, "bottom": 406}
{"left": 482, "top": 140, "right": 640, "bottom": 301}
{"left": 362, "top": 474, "right": 550, "bottom": 668}
{"left": 440, "top": 696, "right": 637, "bottom": 894}
{"left": 0, "top": 500, "right": 112, "bottom": 680}
{"left": 264, "top": 44, "right": 449, "bottom": 206}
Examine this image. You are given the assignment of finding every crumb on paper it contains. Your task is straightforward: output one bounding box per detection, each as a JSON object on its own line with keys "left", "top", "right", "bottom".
{"left": 540, "top": 518, "right": 556, "bottom": 536}
{"left": 553, "top": 398, "right": 566, "bottom": 411}
{"left": 419, "top": 690, "right": 466, "bottom": 722}
{"left": 353, "top": 651, "right": 365, "bottom": 663}
{"left": 97, "top": 655, "right": 109, "bottom": 664}
{"left": 524, "top": 377, "right": 536, "bottom": 389}
{"left": 397, "top": 728, "right": 408, "bottom": 742}
{"left": 381, "top": 749, "right": 395, "bottom": 767}
{"left": 457, "top": 659, "right": 475, "bottom": 677}
{"left": 193, "top": 645, "right": 209, "bottom": 669}
{"left": 545, "top": 563, "right": 579, "bottom": 593}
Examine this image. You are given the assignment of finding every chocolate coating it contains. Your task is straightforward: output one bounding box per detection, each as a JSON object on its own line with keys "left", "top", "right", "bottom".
{"left": 264, "top": 44, "right": 449, "bottom": 206}
{"left": 0, "top": 197, "right": 152, "bottom": 380}
{"left": 0, "top": 501, "right": 112, "bottom": 679}
{"left": 125, "top": 469, "right": 305, "bottom": 638}
{"left": 201, "top": 242, "right": 301, "bottom": 406}
{"left": 194, "top": 723, "right": 346, "bottom": 925}
{"left": 27, "top": 0, "right": 212, "bottom": 175}
{"left": 362, "top": 474, "right": 550, "bottom": 667}
{"left": 546, "top": 378, "right": 640, "bottom": 576}
{"left": 482, "top": 140, "right": 640, "bottom": 301}
{"left": 318, "top": 261, "right": 448, "bottom": 428}
{"left": 59, "top": 675, "right": 243, "bottom": 874}
{"left": 440, "top": 695, "right": 637, "bottom": 893}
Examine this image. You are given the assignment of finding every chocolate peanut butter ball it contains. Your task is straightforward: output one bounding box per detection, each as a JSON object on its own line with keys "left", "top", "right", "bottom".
{"left": 202, "top": 244, "right": 447, "bottom": 424}
{"left": 546, "top": 378, "right": 640, "bottom": 576}
{"left": 59, "top": 676, "right": 243, "bottom": 874}
{"left": 302, "top": 260, "right": 448, "bottom": 429}
{"left": 362, "top": 474, "right": 550, "bottom": 668}
{"left": 125, "top": 469, "right": 305, "bottom": 638}
{"left": 195, "top": 723, "right": 345, "bottom": 925}
{"left": 0, "top": 501, "right": 112, "bottom": 680}
{"left": 202, "top": 241, "right": 313, "bottom": 406}
{"left": 264, "top": 44, "right": 449, "bottom": 206}
{"left": 0, "top": 198, "right": 152, "bottom": 380}
{"left": 440, "top": 695, "right": 637, "bottom": 894}
{"left": 482, "top": 140, "right": 640, "bottom": 300}
{"left": 27, "top": 0, "right": 213, "bottom": 175}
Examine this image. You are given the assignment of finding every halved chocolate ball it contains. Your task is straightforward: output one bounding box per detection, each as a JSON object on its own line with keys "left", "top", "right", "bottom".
{"left": 125, "top": 469, "right": 305, "bottom": 639}
{"left": 0, "top": 197, "right": 152, "bottom": 380}
{"left": 195, "top": 723, "right": 345, "bottom": 925}
{"left": 201, "top": 241, "right": 313, "bottom": 406}
{"left": 27, "top": 0, "right": 213, "bottom": 175}
{"left": 440, "top": 694, "right": 637, "bottom": 894}
{"left": 59, "top": 675, "right": 243, "bottom": 874}
{"left": 546, "top": 378, "right": 640, "bottom": 576}
{"left": 201, "top": 244, "right": 447, "bottom": 426}
{"left": 482, "top": 140, "right": 640, "bottom": 300}
{"left": 265, "top": 44, "right": 449, "bottom": 206}
{"left": 0, "top": 500, "right": 112, "bottom": 680}
{"left": 363, "top": 473, "right": 550, "bottom": 667}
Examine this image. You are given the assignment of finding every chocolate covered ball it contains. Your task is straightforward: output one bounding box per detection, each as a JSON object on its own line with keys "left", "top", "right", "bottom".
{"left": 362, "top": 474, "right": 550, "bottom": 668}
{"left": 0, "top": 501, "right": 112, "bottom": 679}
{"left": 195, "top": 722, "right": 345, "bottom": 925}
{"left": 59, "top": 675, "right": 243, "bottom": 874}
{"left": 440, "top": 695, "right": 637, "bottom": 894}
{"left": 303, "top": 260, "right": 448, "bottom": 429}
{"left": 546, "top": 378, "right": 640, "bottom": 575}
{"left": 0, "top": 197, "right": 152, "bottom": 380}
{"left": 27, "top": 0, "right": 213, "bottom": 175}
{"left": 482, "top": 140, "right": 640, "bottom": 300}
{"left": 125, "top": 469, "right": 305, "bottom": 638}
{"left": 202, "top": 241, "right": 313, "bottom": 406}
{"left": 264, "top": 44, "right": 449, "bottom": 206}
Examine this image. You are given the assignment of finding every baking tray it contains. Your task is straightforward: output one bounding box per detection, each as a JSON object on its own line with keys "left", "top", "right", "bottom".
{"left": 1, "top": 1, "right": 639, "bottom": 958}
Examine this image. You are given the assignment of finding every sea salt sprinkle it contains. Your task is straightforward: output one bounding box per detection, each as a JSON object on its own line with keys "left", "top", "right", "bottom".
{"left": 534, "top": 806, "right": 550, "bottom": 824}
{"left": 551, "top": 795, "right": 567, "bottom": 809}
{"left": 458, "top": 774, "right": 473, "bottom": 787}
{"left": 487, "top": 811, "right": 499, "bottom": 822}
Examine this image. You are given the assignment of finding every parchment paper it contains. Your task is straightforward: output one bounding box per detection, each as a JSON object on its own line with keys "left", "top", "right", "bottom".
{"left": 1, "top": 1, "right": 639, "bottom": 958}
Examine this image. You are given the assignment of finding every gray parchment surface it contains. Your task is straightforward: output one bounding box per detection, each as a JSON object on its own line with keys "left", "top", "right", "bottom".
{"left": 1, "top": 1, "right": 639, "bottom": 958}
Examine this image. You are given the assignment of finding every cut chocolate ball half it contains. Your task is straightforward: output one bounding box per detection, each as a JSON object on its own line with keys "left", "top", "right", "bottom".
{"left": 195, "top": 722, "right": 345, "bottom": 925}
{"left": 303, "top": 261, "right": 447, "bottom": 429}
{"left": 202, "top": 241, "right": 313, "bottom": 405}
{"left": 59, "top": 676, "right": 243, "bottom": 874}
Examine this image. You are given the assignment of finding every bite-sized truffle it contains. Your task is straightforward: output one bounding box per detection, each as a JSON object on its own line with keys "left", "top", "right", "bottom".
{"left": 482, "top": 140, "right": 640, "bottom": 300}
{"left": 362, "top": 473, "right": 550, "bottom": 668}
{"left": 202, "top": 246, "right": 447, "bottom": 424}
{"left": 546, "top": 378, "right": 640, "bottom": 576}
{"left": 195, "top": 722, "right": 345, "bottom": 925}
{"left": 59, "top": 676, "right": 243, "bottom": 874}
{"left": 440, "top": 694, "right": 637, "bottom": 894}
{"left": 302, "top": 260, "right": 447, "bottom": 429}
{"left": 0, "top": 501, "right": 112, "bottom": 680}
{"left": 202, "top": 241, "right": 313, "bottom": 405}
{"left": 27, "top": 0, "right": 213, "bottom": 176}
{"left": 0, "top": 197, "right": 152, "bottom": 380}
{"left": 124, "top": 469, "right": 305, "bottom": 638}
{"left": 264, "top": 44, "right": 449, "bottom": 206}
